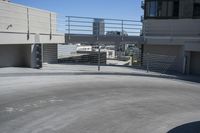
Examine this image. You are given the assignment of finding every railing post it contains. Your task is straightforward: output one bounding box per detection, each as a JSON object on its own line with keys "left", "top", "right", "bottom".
{"left": 98, "top": 43, "right": 101, "bottom": 71}
{"left": 121, "top": 20, "right": 124, "bottom": 41}
{"left": 147, "top": 52, "right": 149, "bottom": 73}
{"left": 96, "top": 19, "right": 99, "bottom": 41}
{"left": 68, "top": 16, "right": 71, "bottom": 40}
{"left": 27, "top": 8, "right": 30, "bottom": 40}
{"left": 50, "top": 13, "right": 52, "bottom": 40}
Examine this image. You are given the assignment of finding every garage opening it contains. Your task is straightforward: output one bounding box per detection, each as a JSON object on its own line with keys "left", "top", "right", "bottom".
{"left": 190, "top": 52, "right": 200, "bottom": 75}
{"left": 0, "top": 44, "right": 31, "bottom": 68}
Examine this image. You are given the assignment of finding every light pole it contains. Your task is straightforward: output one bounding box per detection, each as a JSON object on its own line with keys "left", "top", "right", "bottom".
{"left": 98, "top": 44, "right": 101, "bottom": 71}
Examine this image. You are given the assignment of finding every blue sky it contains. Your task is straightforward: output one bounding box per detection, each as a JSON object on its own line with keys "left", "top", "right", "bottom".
{"left": 12, "top": 0, "right": 143, "bottom": 20}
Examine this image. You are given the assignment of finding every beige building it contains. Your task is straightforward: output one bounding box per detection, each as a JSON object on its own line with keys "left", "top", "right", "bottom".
{"left": 142, "top": 0, "right": 200, "bottom": 75}
{"left": 0, "top": 1, "right": 64, "bottom": 68}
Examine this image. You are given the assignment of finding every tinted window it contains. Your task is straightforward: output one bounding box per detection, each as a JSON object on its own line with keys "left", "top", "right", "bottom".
{"left": 173, "top": 1, "right": 179, "bottom": 17}
{"left": 149, "top": 1, "right": 157, "bottom": 17}
{"left": 145, "top": 0, "right": 179, "bottom": 18}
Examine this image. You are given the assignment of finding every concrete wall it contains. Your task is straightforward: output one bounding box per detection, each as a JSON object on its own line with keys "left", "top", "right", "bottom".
{"left": 144, "top": 19, "right": 200, "bottom": 37}
{"left": 0, "top": 1, "right": 65, "bottom": 45}
{"left": 0, "top": 43, "right": 61, "bottom": 68}
{"left": 43, "top": 44, "right": 58, "bottom": 64}
{"left": 185, "top": 42, "right": 200, "bottom": 52}
{"left": 0, "top": 44, "right": 31, "bottom": 67}
{"left": 0, "top": 1, "right": 57, "bottom": 34}
{"left": 143, "top": 45, "right": 184, "bottom": 72}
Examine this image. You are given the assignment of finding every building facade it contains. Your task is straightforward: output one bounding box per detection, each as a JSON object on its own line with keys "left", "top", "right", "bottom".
{"left": 0, "top": 1, "right": 64, "bottom": 68}
{"left": 142, "top": 0, "right": 200, "bottom": 75}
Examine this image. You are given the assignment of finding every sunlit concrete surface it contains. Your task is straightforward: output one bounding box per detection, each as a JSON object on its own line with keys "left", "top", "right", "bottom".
{"left": 0, "top": 74, "right": 200, "bottom": 133}
{"left": 0, "top": 64, "right": 165, "bottom": 76}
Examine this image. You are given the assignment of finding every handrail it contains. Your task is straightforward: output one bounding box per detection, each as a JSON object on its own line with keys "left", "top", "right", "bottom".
{"left": 65, "top": 16, "right": 142, "bottom": 36}
{"left": 66, "top": 16, "right": 141, "bottom": 22}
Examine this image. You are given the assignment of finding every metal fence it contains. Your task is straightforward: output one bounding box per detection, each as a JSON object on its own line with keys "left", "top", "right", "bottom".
{"left": 132, "top": 52, "right": 177, "bottom": 74}
{"left": 65, "top": 16, "right": 142, "bottom": 36}
{"left": 57, "top": 44, "right": 177, "bottom": 74}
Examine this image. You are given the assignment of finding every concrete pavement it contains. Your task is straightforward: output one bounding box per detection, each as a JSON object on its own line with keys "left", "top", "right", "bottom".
{"left": 0, "top": 64, "right": 178, "bottom": 79}
{"left": 0, "top": 74, "right": 200, "bottom": 133}
{"left": 0, "top": 64, "right": 199, "bottom": 83}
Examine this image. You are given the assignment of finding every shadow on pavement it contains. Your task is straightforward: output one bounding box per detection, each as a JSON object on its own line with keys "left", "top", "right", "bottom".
{"left": 167, "top": 121, "right": 200, "bottom": 133}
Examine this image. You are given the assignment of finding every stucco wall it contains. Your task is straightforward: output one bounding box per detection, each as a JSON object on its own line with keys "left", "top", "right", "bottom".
{"left": 0, "top": 1, "right": 65, "bottom": 45}
{"left": 0, "top": 1, "right": 57, "bottom": 34}
{"left": 144, "top": 19, "right": 200, "bottom": 37}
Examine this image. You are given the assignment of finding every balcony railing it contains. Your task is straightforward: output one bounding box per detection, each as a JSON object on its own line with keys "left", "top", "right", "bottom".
{"left": 65, "top": 16, "right": 143, "bottom": 36}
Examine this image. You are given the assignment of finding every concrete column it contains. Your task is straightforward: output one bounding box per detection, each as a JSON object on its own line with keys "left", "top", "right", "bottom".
{"left": 30, "top": 44, "right": 42, "bottom": 69}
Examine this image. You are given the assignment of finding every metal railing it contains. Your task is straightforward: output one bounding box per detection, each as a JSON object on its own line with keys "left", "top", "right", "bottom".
{"left": 65, "top": 16, "right": 142, "bottom": 36}
{"left": 57, "top": 44, "right": 177, "bottom": 74}
{"left": 132, "top": 52, "right": 177, "bottom": 74}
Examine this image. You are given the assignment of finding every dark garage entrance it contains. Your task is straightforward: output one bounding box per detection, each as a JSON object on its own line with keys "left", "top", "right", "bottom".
{"left": 190, "top": 52, "right": 200, "bottom": 75}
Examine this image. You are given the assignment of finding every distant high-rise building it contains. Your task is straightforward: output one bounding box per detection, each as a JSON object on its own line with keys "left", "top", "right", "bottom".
{"left": 93, "top": 19, "right": 105, "bottom": 35}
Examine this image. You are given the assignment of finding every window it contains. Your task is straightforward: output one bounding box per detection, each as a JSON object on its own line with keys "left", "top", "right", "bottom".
{"left": 193, "top": 2, "right": 200, "bottom": 17}
{"left": 173, "top": 1, "right": 179, "bottom": 17}
{"left": 146, "top": 1, "right": 157, "bottom": 17}
{"left": 145, "top": 0, "right": 179, "bottom": 18}
{"left": 149, "top": 1, "right": 157, "bottom": 17}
